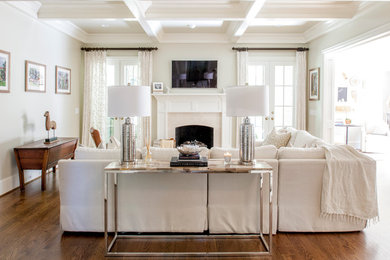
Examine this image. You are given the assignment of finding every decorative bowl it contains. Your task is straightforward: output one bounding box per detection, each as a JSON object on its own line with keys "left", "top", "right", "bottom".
{"left": 177, "top": 144, "right": 201, "bottom": 155}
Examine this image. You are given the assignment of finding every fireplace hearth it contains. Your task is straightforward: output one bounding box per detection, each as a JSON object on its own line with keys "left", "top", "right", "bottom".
{"left": 175, "top": 125, "right": 214, "bottom": 149}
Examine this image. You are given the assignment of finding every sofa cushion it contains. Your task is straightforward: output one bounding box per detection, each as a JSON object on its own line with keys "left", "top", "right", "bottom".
{"left": 278, "top": 147, "right": 325, "bottom": 159}
{"left": 293, "top": 130, "right": 321, "bottom": 148}
{"left": 262, "top": 128, "right": 291, "bottom": 148}
{"left": 145, "top": 147, "right": 209, "bottom": 161}
{"left": 75, "top": 146, "right": 141, "bottom": 160}
{"left": 210, "top": 146, "right": 277, "bottom": 159}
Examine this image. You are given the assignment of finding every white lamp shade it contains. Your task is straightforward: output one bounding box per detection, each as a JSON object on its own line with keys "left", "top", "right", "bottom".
{"left": 108, "top": 85, "right": 151, "bottom": 117}
{"left": 226, "top": 86, "right": 269, "bottom": 117}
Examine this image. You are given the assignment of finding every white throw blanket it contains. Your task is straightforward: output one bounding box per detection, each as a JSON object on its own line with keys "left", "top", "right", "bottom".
{"left": 320, "top": 144, "right": 379, "bottom": 226}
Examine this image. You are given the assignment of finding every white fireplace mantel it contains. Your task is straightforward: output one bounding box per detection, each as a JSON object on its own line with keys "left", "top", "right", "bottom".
{"left": 153, "top": 93, "right": 232, "bottom": 147}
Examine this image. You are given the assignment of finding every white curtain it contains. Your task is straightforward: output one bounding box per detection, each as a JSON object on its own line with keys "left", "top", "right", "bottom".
{"left": 82, "top": 51, "right": 107, "bottom": 146}
{"left": 235, "top": 51, "right": 248, "bottom": 147}
{"left": 138, "top": 51, "right": 153, "bottom": 148}
{"left": 237, "top": 51, "right": 248, "bottom": 85}
{"left": 295, "top": 51, "right": 307, "bottom": 130}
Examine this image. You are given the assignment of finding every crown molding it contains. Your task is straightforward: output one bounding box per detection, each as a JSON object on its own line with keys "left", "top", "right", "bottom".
{"left": 44, "top": 21, "right": 88, "bottom": 43}
{"left": 303, "top": 2, "right": 378, "bottom": 43}
{"left": 160, "top": 33, "right": 230, "bottom": 43}
{"left": 85, "top": 33, "right": 153, "bottom": 44}
{"left": 322, "top": 21, "right": 390, "bottom": 55}
{"left": 6, "top": 1, "right": 41, "bottom": 19}
{"left": 238, "top": 33, "right": 306, "bottom": 44}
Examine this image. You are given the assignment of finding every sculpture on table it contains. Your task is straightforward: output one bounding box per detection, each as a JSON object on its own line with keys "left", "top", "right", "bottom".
{"left": 44, "top": 111, "right": 58, "bottom": 144}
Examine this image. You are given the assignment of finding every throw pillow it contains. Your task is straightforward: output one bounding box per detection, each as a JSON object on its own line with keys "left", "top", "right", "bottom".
{"left": 262, "top": 128, "right": 291, "bottom": 148}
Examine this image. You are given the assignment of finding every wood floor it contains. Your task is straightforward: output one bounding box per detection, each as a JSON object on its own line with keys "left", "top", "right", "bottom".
{"left": 0, "top": 155, "right": 389, "bottom": 260}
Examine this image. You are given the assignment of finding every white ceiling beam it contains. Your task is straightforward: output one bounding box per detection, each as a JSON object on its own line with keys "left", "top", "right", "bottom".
{"left": 38, "top": 1, "right": 135, "bottom": 19}
{"left": 123, "top": 0, "right": 163, "bottom": 42}
{"left": 226, "top": 0, "right": 266, "bottom": 42}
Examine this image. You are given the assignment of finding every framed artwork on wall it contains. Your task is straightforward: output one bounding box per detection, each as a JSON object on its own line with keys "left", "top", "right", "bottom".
{"left": 25, "top": 60, "right": 46, "bottom": 93}
{"left": 0, "top": 49, "right": 11, "bottom": 93}
{"left": 55, "top": 66, "right": 71, "bottom": 94}
{"left": 152, "top": 82, "right": 164, "bottom": 93}
{"left": 309, "top": 67, "right": 320, "bottom": 101}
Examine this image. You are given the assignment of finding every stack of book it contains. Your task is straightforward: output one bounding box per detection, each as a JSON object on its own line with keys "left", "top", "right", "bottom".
{"left": 170, "top": 153, "right": 208, "bottom": 167}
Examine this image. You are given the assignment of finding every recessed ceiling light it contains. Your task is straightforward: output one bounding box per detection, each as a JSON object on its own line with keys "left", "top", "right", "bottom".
{"left": 101, "top": 24, "right": 109, "bottom": 28}
{"left": 187, "top": 24, "right": 196, "bottom": 29}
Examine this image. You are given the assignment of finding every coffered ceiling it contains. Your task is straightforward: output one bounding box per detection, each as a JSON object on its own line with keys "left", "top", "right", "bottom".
{"left": 6, "top": 0, "right": 388, "bottom": 44}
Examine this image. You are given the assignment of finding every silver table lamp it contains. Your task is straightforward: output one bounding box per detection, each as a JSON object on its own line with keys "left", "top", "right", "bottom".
{"left": 226, "top": 86, "right": 269, "bottom": 165}
{"left": 108, "top": 85, "right": 151, "bottom": 166}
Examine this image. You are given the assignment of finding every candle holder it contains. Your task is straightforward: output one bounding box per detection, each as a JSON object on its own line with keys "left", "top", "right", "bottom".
{"left": 224, "top": 152, "right": 232, "bottom": 165}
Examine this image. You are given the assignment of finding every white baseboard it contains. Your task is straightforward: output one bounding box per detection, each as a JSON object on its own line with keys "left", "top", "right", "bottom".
{"left": 0, "top": 170, "right": 41, "bottom": 196}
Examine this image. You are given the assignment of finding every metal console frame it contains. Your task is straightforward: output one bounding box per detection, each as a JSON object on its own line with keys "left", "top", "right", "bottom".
{"left": 104, "top": 166, "right": 273, "bottom": 257}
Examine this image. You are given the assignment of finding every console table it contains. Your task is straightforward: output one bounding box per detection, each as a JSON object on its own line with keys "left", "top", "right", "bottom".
{"left": 14, "top": 137, "right": 78, "bottom": 191}
{"left": 104, "top": 160, "right": 273, "bottom": 257}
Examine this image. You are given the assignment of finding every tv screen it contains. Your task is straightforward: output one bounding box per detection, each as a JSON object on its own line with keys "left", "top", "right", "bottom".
{"left": 172, "top": 60, "right": 217, "bottom": 88}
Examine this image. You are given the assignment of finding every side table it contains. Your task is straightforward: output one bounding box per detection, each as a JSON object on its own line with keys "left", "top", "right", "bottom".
{"left": 14, "top": 137, "right": 78, "bottom": 191}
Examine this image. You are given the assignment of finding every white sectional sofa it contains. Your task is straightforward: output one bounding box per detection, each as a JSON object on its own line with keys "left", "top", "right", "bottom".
{"left": 58, "top": 129, "right": 374, "bottom": 234}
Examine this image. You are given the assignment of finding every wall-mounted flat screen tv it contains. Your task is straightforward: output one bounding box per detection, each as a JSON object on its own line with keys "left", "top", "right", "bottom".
{"left": 172, "top": 60, "right": 217, "bottom": 88}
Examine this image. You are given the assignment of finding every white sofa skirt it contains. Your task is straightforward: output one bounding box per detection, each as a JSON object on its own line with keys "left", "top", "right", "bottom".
{"left": 208, "top": 159, "right": 278, "bottom": 234}
{"left": 59, "top": 160, "right": 208, "bottom": 232}
{"left": 278, "top": 159, "right": 366, "bottom": 232}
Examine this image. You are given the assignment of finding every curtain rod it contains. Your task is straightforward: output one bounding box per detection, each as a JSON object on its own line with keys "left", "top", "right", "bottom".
{"left": 81, "top": 47, "right": 158, "bottom": 52}
{"left": 232, "top": 47, "right": 309, "bottom": 52}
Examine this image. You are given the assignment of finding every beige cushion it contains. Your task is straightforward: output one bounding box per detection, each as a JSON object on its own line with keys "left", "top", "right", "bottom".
{"left": 210, "top": 147, "right": 239, "bottom": 159}
{"left": 278, "top": 147, "right": 325, "bottom": 159}
{"left": 262, "top": 128, "right": 291, "bottom": 148}
{"left": 145, "top": 147, "right": 209, "bottom": 161}
{"left": 75, "top": 147, "right": 142, "bottom": 160}
{"left": 210, "top": 145, "right": 277, "bottom": 159}
{"left": 293, "top": 130, "right": 320, "bottom": 148}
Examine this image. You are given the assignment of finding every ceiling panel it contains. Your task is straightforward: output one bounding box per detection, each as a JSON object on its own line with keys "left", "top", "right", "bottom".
{"left": 246, "top": 21, "right": 319, "bottom": 33}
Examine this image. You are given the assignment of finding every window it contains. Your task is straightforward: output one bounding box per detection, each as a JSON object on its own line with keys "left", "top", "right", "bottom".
{"left": 106, "top": 57, "right": 140, "bottom": 140}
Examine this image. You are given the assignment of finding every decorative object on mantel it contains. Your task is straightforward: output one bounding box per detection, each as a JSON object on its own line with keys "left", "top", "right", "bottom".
{"left": 226, "top": 85, "right": 269, "bottom": 165}
{"left": 0, "top": 49, "right": 11, "bottom": 93}
{"left": 152, "top": 82, "right": 164, "bottom": 93}
{"left": 55, "top": 66, "right": 71, "bottom": 94}
{"left": 108, "top": 85, "right": 151, "bottom": 166}
{"left": 309, "top": 68, "right": 320, "bottom": 101}
{"left": 160, "top": 138, "right": 176, "bottom": 148}
{"left": 25, "top": 60, "right": 46, "bottom": 93}
{"left": 44, "top": 111, "right": 58, "bottom": 144}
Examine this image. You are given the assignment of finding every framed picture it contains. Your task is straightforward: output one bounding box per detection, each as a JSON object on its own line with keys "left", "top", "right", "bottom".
{"left": 25, "top": 60, "right": 46, "bottom": 92}
{"left": 152, "top": 82, "right": 164, "bottom": 93}
{"left": 55, "top": 66, "right": 71, "bottom": 94}
{"left": 0, "top": 49, "right": 10, "bottom": 93}
{"left": 309, "top": 68, "right": 320, "bottom": 101}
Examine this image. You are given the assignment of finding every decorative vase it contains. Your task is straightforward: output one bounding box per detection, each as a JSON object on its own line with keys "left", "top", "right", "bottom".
{"left": 345, "top": 118, "right": 351, "bottom": 125}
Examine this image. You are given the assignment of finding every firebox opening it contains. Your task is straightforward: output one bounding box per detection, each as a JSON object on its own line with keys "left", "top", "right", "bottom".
{"left": 175, "top": 125, "right": 214, "bottom": 149}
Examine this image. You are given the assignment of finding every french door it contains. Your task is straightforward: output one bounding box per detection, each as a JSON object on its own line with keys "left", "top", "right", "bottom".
{"left": 247, "top": 59, "right": 295, "bottom": 140}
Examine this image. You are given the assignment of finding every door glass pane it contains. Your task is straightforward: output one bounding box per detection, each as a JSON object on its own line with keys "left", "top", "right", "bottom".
{"left": 284, "top": 107, "right": 293, "bottom": 126}
{"left": 284, "top": 87, "right": 293, "bottom": 106}
{"left": 248, "top": 65, "right": 265, "bottom": 85}
{"left": 248, "top": 66, "right": 256, "bottom": 85}
{"left": 123, "top": 65, "right": 139, "bottom": 85}
{"left": 275, "top": 66, "right": 284, "bottom": 85}
{"left": 274, "top": 107, "right": 283, "bottom": 126}
{"left": 275, "top": 87, "right": 284, "bottom": 106}
{"left": 284, "top": 66, "right": 293, "bottom": 85}
{"left": 107, "top": 65, "right": 115, "bottom": 86}
{"left": 256, "top": 66, "right": 265, "bottom": 85}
